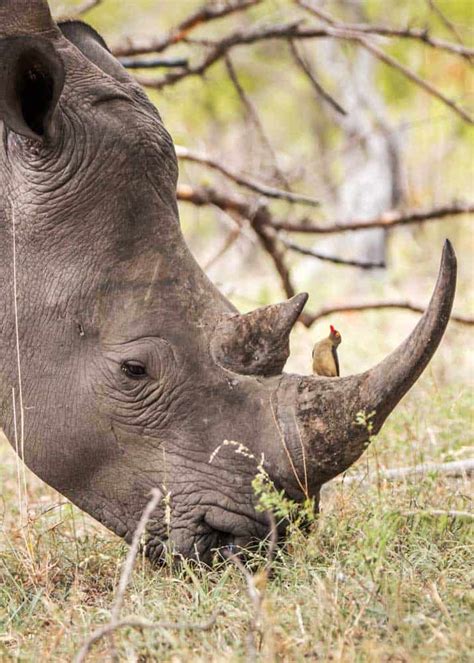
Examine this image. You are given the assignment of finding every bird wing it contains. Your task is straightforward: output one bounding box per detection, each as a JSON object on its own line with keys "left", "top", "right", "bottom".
{"left": 331, "top": 346, "right": 340, "bottom": 377}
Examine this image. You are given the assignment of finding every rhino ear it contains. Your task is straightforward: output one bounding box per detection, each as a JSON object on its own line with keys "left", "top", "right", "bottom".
{"left": 59, "top": 20, "right": 132, "bottom": 85}
{"left": 211, "top": 293, "right": 308, "bottom": 377}
{"left": 0, "top": 36, "right": 64, "bottom": 139}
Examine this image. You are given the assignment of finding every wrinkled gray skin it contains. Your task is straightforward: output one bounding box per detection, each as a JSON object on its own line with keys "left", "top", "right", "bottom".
{"left": 0, "top": 1, "right": 457, "bottom": 564}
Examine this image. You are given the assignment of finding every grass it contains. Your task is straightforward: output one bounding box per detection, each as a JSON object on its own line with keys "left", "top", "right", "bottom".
{"left": 0, "top": 379, "right": 472, "bottom": 662}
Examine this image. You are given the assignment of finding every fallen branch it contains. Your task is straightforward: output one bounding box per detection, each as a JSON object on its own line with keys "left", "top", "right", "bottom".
{"left": 303, "top": 300, "right": 473, "bottom": 326}
{"left": 73, "top": 614, "right": 220, "bottom": 663}
{"left": 175, "top": 146, "right": 320, "bottom": 206}
{"left": 338, "top": 459, "right": 474, "bottom": 485}
{"left": 112, "top": 0, "right": 262, "bottom": 57}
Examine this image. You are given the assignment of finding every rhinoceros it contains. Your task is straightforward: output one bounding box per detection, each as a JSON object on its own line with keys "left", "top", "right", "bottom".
{"left": 0, "top": 0, "right": 456, "bottom": 564}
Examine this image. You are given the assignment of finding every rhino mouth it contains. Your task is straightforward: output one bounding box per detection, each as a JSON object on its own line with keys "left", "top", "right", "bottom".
{"left": 144, "top": 506, "right": 275, "bottom": 566}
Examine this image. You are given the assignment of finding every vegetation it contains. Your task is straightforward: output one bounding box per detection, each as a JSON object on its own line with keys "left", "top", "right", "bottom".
{"left": 1, "top": 0, "right": 473, "bottom": 660}
{"left": 0, "top": 384, "right": 472, "bottom": 661}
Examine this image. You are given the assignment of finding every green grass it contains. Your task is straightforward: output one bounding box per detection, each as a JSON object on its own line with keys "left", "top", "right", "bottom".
{"left": 0, "top": 379, "right": 472, "bottom": 662}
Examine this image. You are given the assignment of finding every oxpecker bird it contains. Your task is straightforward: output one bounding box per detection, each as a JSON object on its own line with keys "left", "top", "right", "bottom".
{"left": 312, "top": 325, "right": 341, "bottom": 377}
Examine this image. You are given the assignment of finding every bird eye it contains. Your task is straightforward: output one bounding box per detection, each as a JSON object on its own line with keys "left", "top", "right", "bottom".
{"left": 121, "top": 361, "right": 147, "bottom": 379}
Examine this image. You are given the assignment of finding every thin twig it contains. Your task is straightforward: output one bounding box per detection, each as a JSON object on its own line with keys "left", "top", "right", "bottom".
{"left": 204, "top": 226, "right": 241, "bottom": 270}
{"left": 281, "top": 238, "right": 385, "bottom": 269}
{"left": 74, "top": 489, "right": 162, "bottom": 663}
{"left": 119, "top": 57, "right": 188, "bottom": 69}
{"left": 355, "top": 35, "right": 473, "bottom": 124}
{"left": 224, "top": 54, "right": 291, "bottom": 190}
{"left": 112, "top": 0, "right": 262, "bottom": 57}
{"left": 288, "top": 40, "right": 347, "bottom": 116}
{"left": 111, "top": 489, "right": 162, "bottom": 622}
{"left": 302, "top": 300, "right": 473, "bottom": 326}
{"left": 427, "top": 0, "right": 472, "bottom": 63}
{"left": 176, "top": 146, "right": 320, "bottom": 206}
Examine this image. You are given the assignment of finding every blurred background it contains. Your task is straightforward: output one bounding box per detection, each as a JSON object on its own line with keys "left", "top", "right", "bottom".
{"left": 49, "top": 0, "right": 473, "bottom": 384}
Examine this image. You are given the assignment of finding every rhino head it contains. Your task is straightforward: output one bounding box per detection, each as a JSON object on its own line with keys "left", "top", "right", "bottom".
{"left": 0, "top": 0, "right": 456, "bottom": 563}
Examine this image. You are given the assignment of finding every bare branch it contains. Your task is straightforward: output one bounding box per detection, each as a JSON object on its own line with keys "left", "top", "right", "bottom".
{"left": 288, "top": 40, "right": 347, "bottom": 116}
{"left": 178, "top": 185, "right": 473, "bottom": 234}
{"left": 269, "top": 202, "right": 474, "bottom": 234}
{"left": 176, "top": 185, "right": 473, "bottom": 325}
{"left": 338, "top": 459, "right": 474, "bottom": 484}
{"left": 112, "top": 0, "right": 262, "bottom": 57}
{"left": 303, "top": 300, "right": 473, "bottom": 327}
{"left": 175, "top": 146, "right": 320, "bottom": 206}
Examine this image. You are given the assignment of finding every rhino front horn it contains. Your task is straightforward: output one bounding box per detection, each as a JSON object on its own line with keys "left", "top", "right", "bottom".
{"left": 211, "top": 292, "right": 308, "bottom": 376}
{"left": 274, "top": 240, "right": 457, "bottom": 492}
{"left": 0, "top": 0, "right": 56, "bottom": 37}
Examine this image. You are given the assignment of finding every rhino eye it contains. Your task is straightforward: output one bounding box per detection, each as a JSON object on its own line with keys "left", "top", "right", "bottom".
{"left": 121, "top": 361, "right": 147, "bottom": 379}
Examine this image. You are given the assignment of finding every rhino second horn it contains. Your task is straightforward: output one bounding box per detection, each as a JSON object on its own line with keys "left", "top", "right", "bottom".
{"left": 211, "top": 292, "right": 308, "bottom": 376}
{"left": 0, "top": 0, "right": 56, "bottom": 37}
